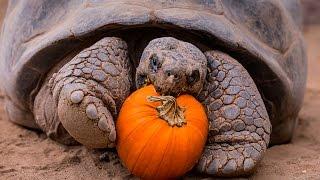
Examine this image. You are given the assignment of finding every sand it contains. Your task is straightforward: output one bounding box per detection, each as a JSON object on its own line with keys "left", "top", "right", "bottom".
{"left": 0, "top": 5, "right": 320, "bottom": 179}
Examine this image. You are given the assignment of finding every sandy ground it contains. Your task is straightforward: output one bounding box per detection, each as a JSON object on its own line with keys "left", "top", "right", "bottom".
{"left": 0, "top": 4, "right": 320, "bottom": 179}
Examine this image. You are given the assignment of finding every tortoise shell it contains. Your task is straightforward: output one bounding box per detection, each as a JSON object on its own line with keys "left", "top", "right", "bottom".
{"left": 0, "top": 0, "right": 306, "bottom": 144}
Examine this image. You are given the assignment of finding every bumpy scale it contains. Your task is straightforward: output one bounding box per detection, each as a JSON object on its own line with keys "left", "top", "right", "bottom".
{"left": 197, "top": 51, "right": 271, "bottom": 176}
{"left": 38, "top": 37, "right": 132, "bottom": 148}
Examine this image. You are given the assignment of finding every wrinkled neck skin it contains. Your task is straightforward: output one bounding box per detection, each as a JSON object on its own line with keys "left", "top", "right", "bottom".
{"left": 135, "top": 37, "right": 207, "bottom": 97}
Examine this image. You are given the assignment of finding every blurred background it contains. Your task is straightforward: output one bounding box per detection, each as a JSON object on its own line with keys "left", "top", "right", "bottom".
{"left": 0, "top": 0, "right": 319, "bottom": 179}
{"left": 302, "top": 0, "right": 320, "bottom": 91}
{"left": 0, "top": 0, "right": 6, "bottom": 30}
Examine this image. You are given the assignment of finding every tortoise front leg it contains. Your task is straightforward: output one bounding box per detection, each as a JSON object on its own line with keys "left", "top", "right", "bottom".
{"left": 197, "top": 51, "right": 271, "bottom": 176}
{"left": 35, "top": 37, "right": 132, "bottom": 148}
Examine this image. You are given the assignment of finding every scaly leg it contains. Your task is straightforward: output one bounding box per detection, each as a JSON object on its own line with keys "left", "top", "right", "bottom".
{"left": 197, "top": 51, "right": 271, "bottom": 176}
{"left": 35, "top": 37, "right": 132, "bottom": 148}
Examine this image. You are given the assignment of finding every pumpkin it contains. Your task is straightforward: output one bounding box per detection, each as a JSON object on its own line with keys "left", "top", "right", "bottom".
{"left": 116, "top": 85, "right": 208, "bottom": 179}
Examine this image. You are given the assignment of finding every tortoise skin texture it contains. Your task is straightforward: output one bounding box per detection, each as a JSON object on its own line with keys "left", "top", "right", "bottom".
{"left": 0, "top": 0, "right": 306, "bottom": 177}
{"left": 198, "top": 50, "right": 270, "bottom": 175}
{"left": 34, "top": 37, "right": 132, "bottom": 147}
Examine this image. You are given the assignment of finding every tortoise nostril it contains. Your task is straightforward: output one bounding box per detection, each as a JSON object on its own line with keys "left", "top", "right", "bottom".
{"left": 166, "top": 70, "right": 171, "bottom": 77}
{"left": 155, "top": 86, "right": 162, "bottom": 93}
{"left": 187, "top": 69, "right": 200, "bottom": 85}
{"left": 165, "top": 70, "right": 179, "bottom": 79}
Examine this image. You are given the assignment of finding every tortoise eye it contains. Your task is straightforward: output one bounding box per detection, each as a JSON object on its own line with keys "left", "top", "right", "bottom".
{"left": 149, "top": 54, "right": 160, "bottom": 73}
{"left": 187, "top": 69, "right": 200, "bottom": 85}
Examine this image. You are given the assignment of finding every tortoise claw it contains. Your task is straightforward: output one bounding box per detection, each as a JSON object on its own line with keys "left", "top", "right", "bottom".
{"left": 98, "top": 110, "right": 116, "bottom": 144}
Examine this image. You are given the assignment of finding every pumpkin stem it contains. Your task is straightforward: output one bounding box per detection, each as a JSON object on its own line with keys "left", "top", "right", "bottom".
{"left": 147, "top": 96, "right": 186, "bottom": 127}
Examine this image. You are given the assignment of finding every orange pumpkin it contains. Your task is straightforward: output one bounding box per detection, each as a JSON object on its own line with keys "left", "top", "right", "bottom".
{"left": 116, "top": 85, "right": 208, "bottom": 179}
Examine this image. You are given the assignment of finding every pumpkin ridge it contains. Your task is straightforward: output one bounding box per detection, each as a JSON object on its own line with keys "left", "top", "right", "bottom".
{"left": 186, "top": 124, "right": 207, "bottom": 140}
{"left": 140, "top": 124, "right": 171, "bottom": 177}
{"left": 163, "top": 126, "right": 178, "bottom": 177}
{"left": 179, "top": 127, "right": 190, "bottom": 175}
{"left": 188, "top": 127, "right": 204, "bottom": 168}
{"left": 128, "top": 105, "right": 156, "bottom": 115}
{"left": 161, "top": 127, "right": 188, "bottom": 177}
{"left": 154, "top": 127, "right": 174, "bottom": 177}
{"left": 125, "top": 112, "right": 156, "bottom": 121}
{"left": 119, "top": 116, "right": 159, "bottom": 163}
{"left": 131, "top": 121, "right": 164, "bottom": 174}
{"left": 123, "top": 119, "right": 162, "bottom": 171}
{"left": 119, "top": 116, "right": 158, "bottom": 150}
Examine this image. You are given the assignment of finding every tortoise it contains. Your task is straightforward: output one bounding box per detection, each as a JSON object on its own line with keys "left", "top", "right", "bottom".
{"left": 0, "top": 0, "right": 306, "bottom": 177}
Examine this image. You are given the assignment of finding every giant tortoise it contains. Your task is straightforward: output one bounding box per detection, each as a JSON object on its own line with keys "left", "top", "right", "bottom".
{"left": 0, "top": 0, "right": 306, "bottom": 177}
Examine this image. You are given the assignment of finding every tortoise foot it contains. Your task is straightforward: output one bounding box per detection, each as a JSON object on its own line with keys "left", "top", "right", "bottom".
{"left": 197, "top": 51, "right": 271, "bottom": 176}
{"left": 57, "top": 85, "right": 117, "bottom": 148}
{"left": 47, "top": 37, "right": 132, "bottom": 148}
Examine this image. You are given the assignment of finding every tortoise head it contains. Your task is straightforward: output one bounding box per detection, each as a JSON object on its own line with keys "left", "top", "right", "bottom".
{"left": 136, "top": 37, "right": 207, "bottom": 96}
